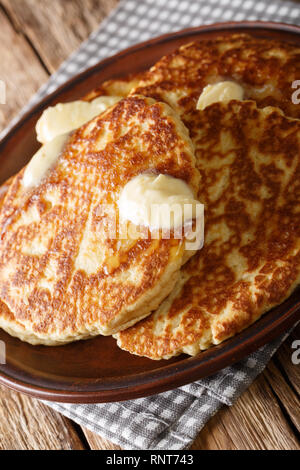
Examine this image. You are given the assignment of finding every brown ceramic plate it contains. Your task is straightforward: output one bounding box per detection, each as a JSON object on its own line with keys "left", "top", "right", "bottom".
{"left": 0, "top": 22, "right": 299, "bottom": 403}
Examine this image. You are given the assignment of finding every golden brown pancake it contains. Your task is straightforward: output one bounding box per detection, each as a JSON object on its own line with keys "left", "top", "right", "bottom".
{"left": 115, "top": 101, "right": 300, "bottom": 359}
{"left": 0, "top": 95, "right": 199, "bottom": 345}
{"left": 83, "top": 73, "right": 145, "bottom": 102}
{"left": 132, "top": 33, "right": 300, "bottom": 119}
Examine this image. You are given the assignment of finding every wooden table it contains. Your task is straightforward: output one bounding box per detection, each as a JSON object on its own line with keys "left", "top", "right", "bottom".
{"left": 0, "top": 0, "right": 299, "bottom": 451}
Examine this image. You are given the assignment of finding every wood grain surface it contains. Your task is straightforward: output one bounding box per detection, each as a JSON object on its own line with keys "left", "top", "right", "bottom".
{"left": 0, "top": 0, "right": 299, "bottom": 450}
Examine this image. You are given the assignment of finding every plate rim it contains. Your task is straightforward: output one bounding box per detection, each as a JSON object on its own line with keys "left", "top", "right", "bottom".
{"left": 0, "top": 20, "right": 299, "bottom": 403}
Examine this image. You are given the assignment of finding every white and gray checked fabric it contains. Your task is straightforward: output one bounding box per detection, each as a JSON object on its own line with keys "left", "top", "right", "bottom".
{"left": 3, "top": 0, "right": 299, "bottom": 450}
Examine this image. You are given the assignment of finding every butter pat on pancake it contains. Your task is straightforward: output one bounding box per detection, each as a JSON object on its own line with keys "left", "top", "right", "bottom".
{"left": 0, "top": 95, "right": 200, "bottom": 344}
{"left": 36, "top": 96, "right": 121, "bottom": 143}
{"left": 118, "top": 173, "right": 204, "bottom": 231}
{"left": 115, "top": 101, "right": 300, "bottom": 359}
{"left": 36, "top": 74, "right": 143, "bottom": 145}
{"left": 196, "top": 81, "right": 244, "bottom": 110}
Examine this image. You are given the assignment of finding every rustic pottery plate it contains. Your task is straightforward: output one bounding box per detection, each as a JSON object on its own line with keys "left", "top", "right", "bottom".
{"left": 0, "top": 22, "right": 299, "bottom": 403}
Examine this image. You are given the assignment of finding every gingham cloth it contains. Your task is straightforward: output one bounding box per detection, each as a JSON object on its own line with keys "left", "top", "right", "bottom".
{"left": 5, "top": 0, "right": 300, "bottom": 450}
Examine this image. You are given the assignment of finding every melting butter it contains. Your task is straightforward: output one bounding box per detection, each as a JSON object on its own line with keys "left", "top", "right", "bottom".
{"left": 24, "top": 95, "right": 122, "bottom": 189}
{"left": 23, "top": 133, "right": 69, "bottom": 188}
{"left": 118, "top": 173, "right": 204, "bottom": 230}
{"left": 36, "top": 95, "right": 121, "bottom": 144}
{"left": 196, "top": 81, "right": 244, "bottom": 111}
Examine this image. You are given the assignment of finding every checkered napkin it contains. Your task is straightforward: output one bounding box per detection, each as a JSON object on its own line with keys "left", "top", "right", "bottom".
{"left": 5, "top": 0, "right": 299, "bottom": 450}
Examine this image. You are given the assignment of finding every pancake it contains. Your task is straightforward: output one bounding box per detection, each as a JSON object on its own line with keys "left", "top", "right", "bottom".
{"left": 115, "top": 101, "right": 300, "bottom": 359}
{"left": 0, "top": 94, "right": 199, "bottom": 345}
{"left": 83, "top": 73, "right": 145, "bottom": 102}
{"left": 132, "top": 33, "right": 300, "bottom": 119}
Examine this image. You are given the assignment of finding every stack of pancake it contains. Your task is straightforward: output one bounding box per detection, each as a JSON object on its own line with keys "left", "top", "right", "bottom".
{"left": 0, "top": 33, "right": 299, "bottom": 359}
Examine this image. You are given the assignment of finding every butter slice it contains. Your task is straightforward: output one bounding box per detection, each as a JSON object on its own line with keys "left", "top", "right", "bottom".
{"left": 36, "top": 96, "right": 121, "bottom": 144}
{"left": 197, "top": 81, "right": 244, "bottom": 111}
{"left": 23, "top": 133, "right": 69, "bottom": 188}
{"left": 118, "top": 173, "right": 204, "bottom": 230}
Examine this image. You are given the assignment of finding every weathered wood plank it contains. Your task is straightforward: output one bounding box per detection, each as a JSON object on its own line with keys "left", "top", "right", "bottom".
{"left": 0, "top": 385, "right": 85, "bottom": 450}
{"left": 191, "top": 371, "right": 299, "bottom": 450}
{"left": 264, "top": 360, "right": 300, "bottom": 433}
{"left": 0, "top": 7, "right": 48, "bottom": 132}
{"left": 1, "top": 0, "right": 120, "bottom": 73}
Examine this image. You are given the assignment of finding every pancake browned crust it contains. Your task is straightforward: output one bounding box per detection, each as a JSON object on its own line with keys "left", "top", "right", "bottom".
{"left": 83, "top": 73, "right": 145, "bottom": 102}
{"left": 132, "top": 33, "right": 300, "bottom": 119}
{"left": 115, "top": 101, "right": 300, "bottom": 359}
{"left": 0, "top": 95, "right": 199, "bottom": 345}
